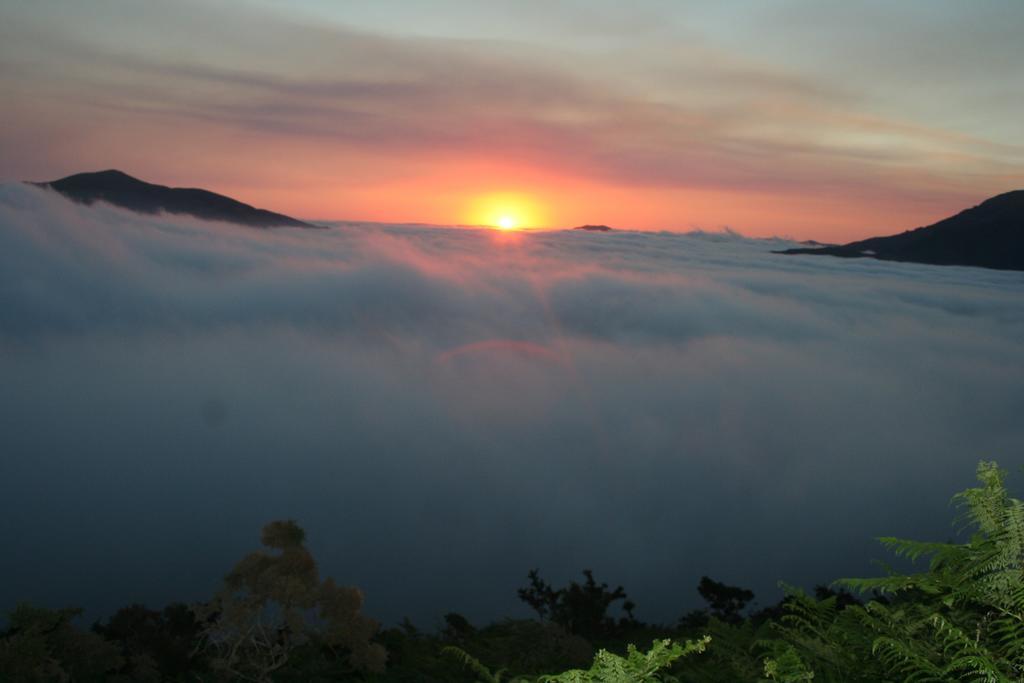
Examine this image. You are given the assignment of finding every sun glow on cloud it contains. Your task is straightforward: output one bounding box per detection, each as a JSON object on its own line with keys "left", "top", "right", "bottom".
{"left": 466, "top": 192, "right": 547, "bottom": 230}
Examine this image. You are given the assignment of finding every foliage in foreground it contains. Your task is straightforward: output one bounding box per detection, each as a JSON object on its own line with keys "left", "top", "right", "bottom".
{"left": 758, "top": 460, "right": 1024, "bottom": 682}
{"left": 192, "top": 519, "right": 386, "bottom": 681}
{"left": 443, "top": 636, "right": 711, "bottom": 682}
{"left": 1, "top": 460, "right": 1021, "bottom": 682}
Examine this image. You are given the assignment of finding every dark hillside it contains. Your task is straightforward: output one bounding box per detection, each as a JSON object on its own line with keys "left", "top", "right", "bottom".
{"left": 37, "top": 170, "right": 317, "bottom": 228}
{"left": 778, "top": 190, "right": 1024, "bottom": 270}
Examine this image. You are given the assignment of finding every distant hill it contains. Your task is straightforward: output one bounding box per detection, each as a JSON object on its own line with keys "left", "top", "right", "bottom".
{"left": 35, "top": 170, "right": 316, "bottom": 228}
{"left": 777, "top": 191, "right": 1024, "bottom": 271}
{"left": 573, "top": 224, "right": 614, "bottom": 232}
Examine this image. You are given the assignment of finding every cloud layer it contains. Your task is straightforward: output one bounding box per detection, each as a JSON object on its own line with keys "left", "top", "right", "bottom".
{"left": 2, "top": 184, "right": 1024, "bottom": 625}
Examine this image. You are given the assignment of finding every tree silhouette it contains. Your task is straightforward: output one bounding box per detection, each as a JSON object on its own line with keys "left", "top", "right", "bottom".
{"left": 696, "top": 576, "right": 754, "bottom": 624}
{"left": 0, "top": 604, "right": 123, "bottom": 681}
{"left": 518, "top": 569, "right": 635, "bottom": 640}
{"left": 191, "top": 520, "right": 386, "bottom": 682}
{"left": 91, "top": 602, "right": 204, "bottom": 680}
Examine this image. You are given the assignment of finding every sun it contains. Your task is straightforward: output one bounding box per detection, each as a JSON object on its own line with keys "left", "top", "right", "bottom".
{"left": 465, "top": 192, "right": 546, "bottom": 231}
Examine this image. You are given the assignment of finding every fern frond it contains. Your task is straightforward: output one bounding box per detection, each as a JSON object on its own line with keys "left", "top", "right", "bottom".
{"left": 762, "top": 644, "right": 815, "bottom": 681}
{"left": 953, "top": 462, "right": 1008, "bottom": 538}
{"left": 442, "top": 645, "right": 506, "bottom": 683}
{"left": 538, "top": 637, "right": 710, "bottom": 683}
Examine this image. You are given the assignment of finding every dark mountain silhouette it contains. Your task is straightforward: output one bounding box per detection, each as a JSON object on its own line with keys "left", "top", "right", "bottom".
{"left": 35, "top": 170, "right": 317, "bottom": 228}
{"left": 777, "top": 190, "right": 1024, "bottom": 271}
{"left": 573, "top": 224, "right": 614, "bottom": 232}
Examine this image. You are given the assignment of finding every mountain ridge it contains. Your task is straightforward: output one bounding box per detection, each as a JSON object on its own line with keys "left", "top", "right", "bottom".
{"left": 777, "top": 190, "right": 1024, "bottom": 271}
{"left": 34, "top": 170, "right": 317, "bottom": 228}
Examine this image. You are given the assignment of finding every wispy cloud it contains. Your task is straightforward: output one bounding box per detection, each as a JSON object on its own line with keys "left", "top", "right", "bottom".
{"left": 1, "top": 1, "right": 1021, "bottom": 237}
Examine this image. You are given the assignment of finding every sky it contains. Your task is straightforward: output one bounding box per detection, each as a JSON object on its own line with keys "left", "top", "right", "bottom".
{"left": 2, "top": 182, "right": 1023, "bottom": 626}
{"left": 2, "top": 0, "right": 1023, "bottom": 240}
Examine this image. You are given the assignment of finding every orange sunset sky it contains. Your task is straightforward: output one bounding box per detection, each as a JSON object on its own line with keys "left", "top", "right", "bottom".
{"left": 2, "top": 1, "right": 1023, "bottom": 241}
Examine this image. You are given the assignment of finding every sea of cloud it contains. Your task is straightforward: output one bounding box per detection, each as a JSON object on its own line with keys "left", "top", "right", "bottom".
{"left": 2, "top": 182, "right": 1023, "bottom": 626}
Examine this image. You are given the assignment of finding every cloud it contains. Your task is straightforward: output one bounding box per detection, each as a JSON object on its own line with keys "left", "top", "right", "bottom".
{"left": 2, "top": 0, "right": 1021, "bottom": 224}
{"left": 2, "top": 184, "right": 1024, "bottom": 626}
